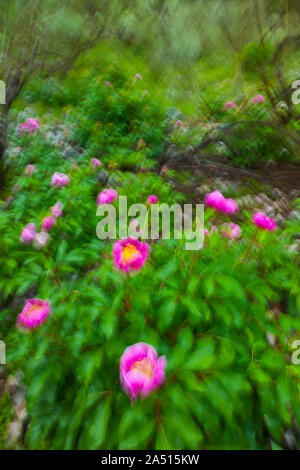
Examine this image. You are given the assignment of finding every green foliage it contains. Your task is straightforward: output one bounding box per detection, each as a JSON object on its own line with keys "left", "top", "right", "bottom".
{"left": 0, "top": 391, "right": 14, "bottom": 449}
{"left": 1, "top": 54, "right": 300, "bottom": 451}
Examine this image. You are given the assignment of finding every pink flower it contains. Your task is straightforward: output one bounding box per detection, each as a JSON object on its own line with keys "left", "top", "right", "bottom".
{"left": 221, "top": 222, "right": 241, "bottom": 240}
{"left": 20, "top": 223, "right": 36, "bottom": 244}
{"left": 146, "top": 194, "right": 159, "bottom": 205}
{"left": 25, "top": 164, "right": 37, "bottom": 175}
{"left": 204, "top": 225, "right": 218, "bottom": 238}
{"left": 219, "top": 198, "right": 239, "bottom": 215}
{"left": 204, "top": 190, "right": 239, "bottom": 215}
{"left": 90, "top": 158, "right": 102, "bottom": 169}
{"left": 113, "top": 237, "right": 150, "bottom": 273}
{"left": 97, "top": 188, "right": 118, "bottom": 205}
{"left": 174, "top": 120, "right": 183, "bottom": 129}
{"left": 51, "top": 202, "right": 63, "bottom": 219}
{"left": 252, "top": 212, "right": 277, "bottom": 231}
{"left": 18, "top": 118, "right": 41, "bottom": 134}
{"left": 250, "top": 94, "right": 265, "bottom": 105}
{"left": 51, "top": 172, "right": 69, "bottom": 187}
{"left": 17, "top": 298, "right": 51, "bottom": 329}
{"left": 34, "top": 231, "right": 50, "bottom": 250}
{"left": 42, "top": 216, "right": 56, "bottom": 231}
{"left": 223, "top": 101, "right": 236, "bottom": 111}
{"left": 133, "top": 73, "right": 143, "bottom": 84}
{"left": 204, "top": 190, "right": 225, "bottom": 209}
{"left": 120, "top": 342, "right": 166, "bottom": 401}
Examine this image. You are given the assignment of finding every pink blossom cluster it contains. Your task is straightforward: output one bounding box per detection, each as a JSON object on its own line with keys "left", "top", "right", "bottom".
{"left": 223, "top": 101, "right": 236, "bottom": 111}
{"left": 250, "top": 94, "right": 265, "bottom": 105}
{"left": 204, "top": 190, "right": 239, "bottom": 215}
{"left": 97, "top": 188, "right": 118, "bottom": 205}
{"left": 20, "top": 202, "right": 63, "bottom": 249}
{"left": 252, "top": 212, "right": 277, "bottom": 231}
{"left": 51, "top": 172, "right": 70, "bottom": 187}
{"left": 18, "top": 118, "right": 41, "bottom": 135}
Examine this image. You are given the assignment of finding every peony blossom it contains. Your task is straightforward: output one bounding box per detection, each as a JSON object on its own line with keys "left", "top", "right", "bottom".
{"left": 113, "top": 237, "right": 150, "bottom": 273}
{"left": 146, "top": 194, "right": 159, "bottom": 205}
{"left": 97, "top": 188, "right": 118, "bottom": 205}
{"left": 34, "top": 231, "right": 50, "bottom": 250}
{"left": 25, "top": 164, "right": 37, "bottom": 175}
{"left": 221, "top": 222, "right": 241, "bottom": 240}
{"left": 90, "top": 158, "right": 102, "bottom": 169}
{"left": 51, "top": 202, "right": 63, "bottom": 219}
{"left": 204, "top": 190, "right": 238, "bottom": 215}
{"left": 252, "top": 212, "right": 277, "bottom": 231}
{"left": 133, "top": 73, "right": 143, "bottom": 84}
{"left": 204, "top": 190, "right": 225, "bottom": 209}
{"left": 223, "top": 101, "right": 236, "bottom": 111}
{"left": 51, "top": 172, "right": 69, "bottom": 187}
{"left": 120, "top": 342, "right": 166, "bottom": 401}
{"left": 20, "top": 223, "right": 36, "bottom": 244}
{"left": 220, "top": 197, "right": 239, "bottom": 216}
{"left": 17, "top": 298, "right": 51, "bottom": 329}
{"left": 250, "top": 94, "right": 265, "bottom": 105}
{"left": 18, "top": 118, "right": 41, "bottom": 135}
{"left": 174, "top": 119, "right": 183, "bottom": 129}
{"left": 42, "top": 216, "right": 56, "bottom": 231}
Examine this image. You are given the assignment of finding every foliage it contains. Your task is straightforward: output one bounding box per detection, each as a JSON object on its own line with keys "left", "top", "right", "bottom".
{"left": 1, "top": 62, "right": 300, "bottom": 449}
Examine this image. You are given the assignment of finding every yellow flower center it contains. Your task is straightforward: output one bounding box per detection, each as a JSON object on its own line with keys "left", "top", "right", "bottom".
{"left": 122, "top": 243, "right": 139, "bottom": 263}
{"left": 130, "top": 358, "right": 154, "bottom": 379}
{"left": 25, "top": 304, "right": 41, "bottom": 317}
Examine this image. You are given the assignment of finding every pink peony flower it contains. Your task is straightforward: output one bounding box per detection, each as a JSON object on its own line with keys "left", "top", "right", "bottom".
{"left": 223, "top": 101, "right": 236, "bottom": 111}
{"left": 219, "top": 197, "right": 239, "bottom": 215}
{"left": 204, "top": 190, "right": 225, "bottom": 209}
{"left": 204, "top": 190, "right": 239, "bottom": 215}
{"left": 221, "top": 222, "right": 241, "bottom": 240}
{"left": 97, "top": 188, "right": 118, "bottom": 205}
{"left": 252, "top": 212, "right": 277, "bottom": 231}
{"left": 133, "top": 73, "right": 143, "bottom": 84}
{"left": 51, "top": 172, "right": 69, "bottom": 187}
{"left": 18, "top": 118, "right": 41, "bottom": 134}
{"left": 90, "top": 158, "right": 102, "bottom": 169}
{"left": 25, "top": 164, "right": 37, "bottom": 176}
{"left": 120, "top": 342, "right": 166, "bottom": 401}
{"left": 34, "top": 231, "right": 50, "bottom": 250}
{"left": 113, "top": 237, "right": 150, "bottom": 273}
{"left": 250, "top": 94, "right": 265, "bottom": 105}
{"left": 51, "top": 202, "right": 63, "bottom": 219}
{"left": 17, "top": 298, "right": 51, "bottom": 329}
{"left": 42, "top": 216, "right": 56, "bottom": 231}
{"left": 20, "top": 223, "right": 36, "bottom": 244}
{"left": 174, "top": 120, "right": 183, "bottom": 129}
{"left": 146, "top": 194, "right": 159, "bottom": 205}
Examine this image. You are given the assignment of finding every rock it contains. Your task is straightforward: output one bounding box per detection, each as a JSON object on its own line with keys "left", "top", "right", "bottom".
{"left": 63, "top": 146, "right": 81, "bottom": 159}
{"left": 288, "top": 210, "right": 300, "bottom": 221}
{"left": 274, "top": 214, "right": 285, "bottom": 226}
{"left": 263, "top": 205, "right": 276, "bottom": 217}
{"left": 97, "top": 170, "right": 110, "bottom": 185}
{"left": 289, "top": 189, "right": 300, "bottom": 199}
{"left": 165, "top": 107, "right": 184, "bottom": 122}
{"left": 164, "top": 144, "right": 180, "bottom": 161}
